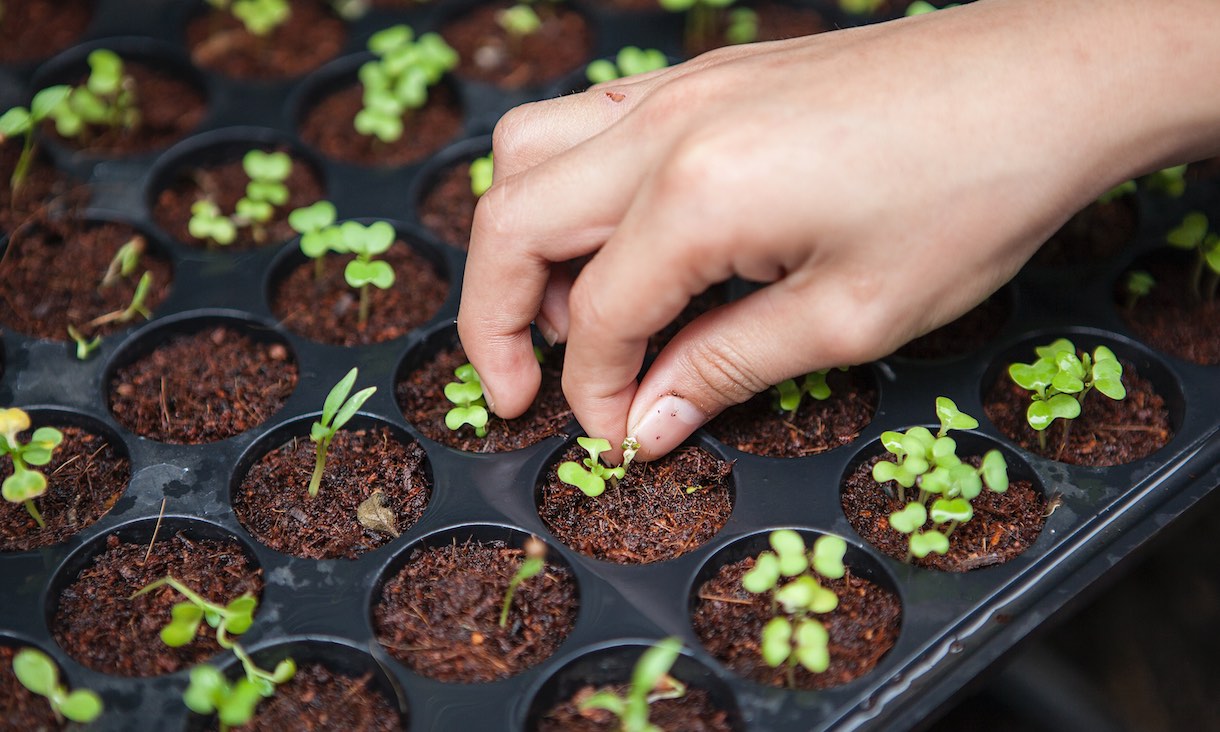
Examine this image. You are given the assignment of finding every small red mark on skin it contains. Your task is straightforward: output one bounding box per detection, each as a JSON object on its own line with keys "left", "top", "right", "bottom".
{"left": 605, "top": 91, "right": 625, "bottom": 103}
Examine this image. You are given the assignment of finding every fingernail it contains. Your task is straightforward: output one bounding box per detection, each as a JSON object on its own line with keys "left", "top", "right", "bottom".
{"left": 629, "top": 394, "right": 706, "bottom": 460}
{"left": 482, "top": 383, "right": 497, "bottom": 415}
{"left": 535, "top": 314, "right": 560, "bottom": 346}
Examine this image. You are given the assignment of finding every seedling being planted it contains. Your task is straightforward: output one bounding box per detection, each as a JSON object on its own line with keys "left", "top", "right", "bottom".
{"left": 308, "top": 367, "right": 377, "bottom": 497}
{"left": 871, "top": 397, "right": 1009, "bottom": 561}
{"left": 132, "top": 575, "right": 257, "bottom": 648}
{"left": 469, "top": 153, "right": 493, "bottom": 197}
{"left": 288, "top": 199, "right": 342, "bottom": 280}
{"left": 579, "top": 637, "right": 687, "bottom": 732}
{"left": 339, "top": 220, "right": 397, "bottom": 326}
{"left": 356, "top": 25, "right": 458, "bottom": 143}
{"left": 772, "top": 367, "right": 846, "bottom": 415}
{"left": 12, "top": 648, "right": 103, "bottom": 724}
{"left": 0, "top": 407, "right": 63, "bottom": 529}
{"left": 1165, "top": 212, "right": 1220, "bottom": 302}
{"left": 1008, "top": 338, "right": 1126, "bottom": 454}
{"left": 48, "top": 49, "right": 140, "bottom": 140}
{"left": 557, "top": 436, "right": 625, "bottom": 497}
{"left": 234, "top": 150, "right": 292, "bottom": 243}
{"left": 206, "top": 0, "right": 291, "bottom": 36}
{"left": 499, "top": 537, "right": 546, "bottom": 628}
{"left": 0, "top": 85, "right": 69, "bottom": 195}
{"left": 585, "top": 47, "right": 668, "bottom": 84}
{"left": 741, "top": 530, "right": 845, "bottom": 686}
{"left": 443, "top": 363, "right": 489, "bottom": 437}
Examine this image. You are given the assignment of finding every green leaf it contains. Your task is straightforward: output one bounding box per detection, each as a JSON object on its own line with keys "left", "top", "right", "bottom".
{"left": 981, "top": 450, "right": 1009, "bottom": 492}
{"left": 888, "top": 502, "right": 927, "bottom": 534}
{"left": 811, "top": 535, "right": 847, "bottom": 579}
{"left": 802, "top": 370, "right": 832, "bottom": 400}
{"left": 354, "top": 107, "right": 403, "bottom": 142}
{"left": 775, "top": 575, "right": 820, "bottom": 614}
{"left": 183, "top": 665, "right": 227, "bottom": 714}
{"left": 1034, "top": 338, "right": 1076, "bottom": 362}
{"left": 217, "top": 678, "right": 264, "bottom": 727}
{"left": 0, "top": 106, "right": 31, "bottom": 136}
{"left": 872, "top": 459, "right": 915, "bottom": 489}
{"left": 235, "top": 197, "right": 273, "bottom": 223}
{"left": 3, "top": 469, "right": 47, "bottom": 502}
{"left": 332, "top": 387, "right": 376, "bottom": 432}
{"left": 288, "top": 200, "right": 337, "bottom": 233}
{"left": 1026, "top": 393, "right": 1081, "bottom": 431}
{"left": 951, "top": 463, "right": 984, "bottom": 500}
{"left": 369, "top": 24, "right": 415, "bottom": 55}
{"left": 557, "top": 461, "right": 605, "bottom": 497}
{"left": 930, "top": 497, "right": 973, "bottom": 524}
{"left": 497, "top": 4, "right": 542, "bottom": 36}
{"left": 576, "top": 436, "right": 612, "bottom": 464}
{"left": 12, "top": 648, "right": 58, "bottom": 696}
{"left": 586, "top": 59, "right": 618, "bottom": 84}
{"left": 30, "top": 86, "right": 71, "bottom": 120}
{"left": 760, "top": 616, "right": 792, "bottom": 667}
{"left": 1206, "top": 238, "right": 1220, "bottom": 275}
{"left": 774, "top": 378, "right": 801, "bottom": 412}
{"left": 792, "top": 618, "right": 830, "bottom": 673}
{"left": 879, "top": 430, "right": 907, "bottom": 457}
{"left": 444, "top": 379, "right": 484, "bottom": 407}
{"left": 935, "top": 396, "right": 977, "bottom": 433}
{"left": 162, "top": 602, "right": 204, "bottom": 646}
{"left": 246, "top": 180, "right": 288, "bottom": 206}
{"left": 629, "top": 637, "right": 682, "bottom": 706}
{"left": 741, "top": 552, "right": 780, "bottom": 594}
{"left": 344, "top": 259, "right": 396, "bottom": 289}
{"left": 909, "top": 530, "right": 950, "bottom": 558}
{"left": 769, "top": 529, "right": 808, "bottom": 576}
{"left": 60, "top": 689, "right": 104, "bottom": 723}
{"left": 322, "top": 367, "right": 358, "bottom": 425}
{"left": 270, "top": 658, "right": 297, "bottom": 684}
{"left": 445, "top": 404, "right": 489, "bottom": 434}
{"left": 1167, "top": 212, "right": 1208, "bottom": 249}
{"left": 243, "top": 149, "right": 292, "bottom": 182}
{"left": 86, "top": 49, "right": 123, "bottom": 96}
{"left": 725, "top": 7, "right": 759, "bottom": 45}
{"left": 469, "top": 153, "right": 494, "bottom": 197}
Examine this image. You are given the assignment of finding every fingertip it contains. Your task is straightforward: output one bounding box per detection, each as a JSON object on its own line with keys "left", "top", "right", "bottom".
{"left": 626, "top": 392, "right": 709, "bottom": 461}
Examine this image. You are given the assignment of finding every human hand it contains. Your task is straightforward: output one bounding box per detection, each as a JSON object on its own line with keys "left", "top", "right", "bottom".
{"left": 458, "top": 0, "right": 1220, "bottom": 461}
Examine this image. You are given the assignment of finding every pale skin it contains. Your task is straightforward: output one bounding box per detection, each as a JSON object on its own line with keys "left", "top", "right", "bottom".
{"left": 458, "top": 0, "right": 1220, "bottom": 462}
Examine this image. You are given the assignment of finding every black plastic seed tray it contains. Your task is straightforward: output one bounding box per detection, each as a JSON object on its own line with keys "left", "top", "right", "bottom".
{"left": 2, "top": 1, "right": 1219, "bottom": 730}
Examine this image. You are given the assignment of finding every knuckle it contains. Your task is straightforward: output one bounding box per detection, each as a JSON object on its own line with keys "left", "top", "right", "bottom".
{"left": 678, "top": 336, "right": 771, "bottom": 406}
{"left": 490, "top": 103, "right": 542, "bottom": 164}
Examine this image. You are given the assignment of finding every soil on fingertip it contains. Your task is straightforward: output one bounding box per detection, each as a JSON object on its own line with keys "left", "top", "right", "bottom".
{"left": 685, "top": 1, "right": 829, "bottom": 57}
{"left": 1, "top": 425, "right": 129, "bottom": 552}
{"left": 235, "top": 427, "right": 430, "bottom": 560}
{"left": 417, "top": 160, "right": 478, "bottom": 250}
{"left": 1030, "top": 197, "right": 1136, "bottom": 269}
{"left": 187, "top": 0, "right": 346, "bottom": 80}
{"left": 0, "top": 645, "right": 61, "bottom": 729}
{"left": 108, "top": 325, "right": 298, "bottom": 444}
{"left": 272, "top": 243, "right": 448, "bottom": 345}
{"left": 442, "top": 1, "right": 593, "bottom": 88}
{"left": 153, "top": 149, "right": 324, "bottom": 250}
{"left": 0, "top": 0, "right": 92, "bottom": 64}
{"left": 538, "top": 444, "right": 733, "bottom": 564}
{"left": 396, "top": 343, "right": 572, "bottom": 452}
{"left": 299, "top": 84, "right": 463, "bottom": 167}
{"left": 894, "top": 292, "right": 1009, "bottom": 360}
{"left": 538, "top": 685, "right": 732, "bottom": 732}
{"left": 52, "top": 532, "right": 263, "bottom": 676}
{"left": 983, "top": 359, "right": 1172, "bottom": 466}
{"left": 692, "top": 559, "right": 901, "bottom": 688}
{"left": 707, "top": 368, "right": 877, "bottom": 458}
{"left": 842, "top": 453, "right": 1047, "bottom": 571}
{"left": 1117, "top": 256, "right": 1220, "bottom": 365}
{"left": 375, "top": 539, "right": 577, "bottom": 683}
{"left": 0, "top": 220, "right": 173, "bottom": 340}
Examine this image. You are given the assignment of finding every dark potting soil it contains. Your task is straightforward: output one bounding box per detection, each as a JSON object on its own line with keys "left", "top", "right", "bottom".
{"left": 396, "top": 343, "right": 572, "bottom": 452}
{"left": 0, "top": 644, "right": 61, "bottom": 730}
{"left": 42, "top": 64, "right": 207, "bottom": 156}
{"left": 1118, "top": 257, "right": 1220, "bottom": 365}
{"left": 417, "top": 160, "right": 477, "bottom": 250}
{"left": 983, "top": 360, "right": 1172, "bottom": 466}
{"left": 442, "top": 1, "right": 593, "bottom": 88}
{"left": 1029, "top": 197, "right": 1136, "bottom": 269}
{"left": 299, "top": 84, "right": 463, "bottom": 167}
{"left": 538, "top": 444, "right": 733, "bottom": 564}
{"left": 0, "top": 425, "right": 129, "bottom": 552}
{"left": 706, "top": 368, "right": 877, "bottom": 458}
{"left": 108, "top": 325, "right": 299, "bottom": 444}
{"left": 271, "top": 243, "right": 448, "bottom": 346}
{"left": 841, "top": 454, "right": 1047, "bottom": 571}
{"left": 187, "top": 0, "right": 346, "bottom": 80}
{"left": 0, "top": 0, "right": 92, "bottom": 64}
{"left": 52, "top": 532, "right": 263, "bottom": 676}
{"left": 235, "top": 427, "right": 430, "bottom": 560}
{"left": 0, "top": 143, "right": 90, "bottom": 238}
{"left": 374, "top": 539, "right": 578, "bottom": 683}
{"left": 153, "top": 149, "right": 325, "bottom": 250}
{"left": 893, "top": 292, "right": 1009, "bottom": 360}
{"left": 212, "top": 664, "right": 403, "bottom": 732}
{"left": 537, "top": 685, "right": 732, "bottom": 732}
{"left": 646, "top": 285, "right": 728, "bottom": 358}
{"left": 0, "top": 220, "right": 173, "bottom": 341}
{"left": 692, "top": 558, "right": 901, "bottom": 689}
{"left": 686, "top": 1, "right": 829, "bottom": 57}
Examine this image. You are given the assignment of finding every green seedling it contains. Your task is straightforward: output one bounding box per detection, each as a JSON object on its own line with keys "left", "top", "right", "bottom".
{"left": 904, "top": 1, "right": 957, "bottom": 14}
{"left": 773, "top": 367, "right": 846, "bottom": 415}
{"left": 499, "top": 541, "right": 545, "bottom": 628}
{"left": 1007, "top": 338, "right": 1126, "bottom": 454}
{"left": 444, "top": 363, "right": 489, "bottom": 437}
{"left": 308, "top": 367, "right": 377, "bottom": 497}
{"left": 1165, "top": 211, "right": 1220, "bottom": 302}
{"left": 871, "top": 397, "right": 1009, "bottom": 561}
{"left": 497, "top": 3, "right": 542, "bottom": 40}
{"left": 579, "top": 637, "right": 687, "bottom": 732}
{"left": 586, "top": 47, "right": 669, "bottom": 84}
{"left": 288, "top": 200, "right": 342, "bottom": 280}
{"left": 183, "top": 651, "right": 296, "bottom": 732}
{"left": 1097, "top": 179, "right": 1136, "bottom": 204}
{"left": 741, "top": 530, "right": 846, "bottom": 686}
{"left": 724, "top": 7, "right": 757, "bottom": 44}
{"left": 100, "top": 235, "right": 145, "bottom": 289}
{"left": 48, "top": 49, "right": 140, "bottom": 139}
{"left": 207, "top": 0, "right": 292, "bottom": 36}
{"left": 659, "top": 0, "right": 736, "bottom": 54}
{"left": 0, "top": 408, "right": 63, "bottom": 529}
{"left": 469, "top": 153, "right": 494, "bottom": 197}
{"left": 0, "top": 85, "right": 70, "bottom": 195}
{"left": 67, "top": 325, "right": 102, "bottom": 361}
{"left": 132, "top": 575, "right": 257, "bottom": 649}
{"left": 339, "top": 220, "right": 397, "bottom": 326}
{"left": 189, "top": 200, "right": 238, "bottom": 247}
{"left": 1145, "top": 164, "right": 1187, "bottom": 198}
{"left": 234, "top": 150, "right": 292, "bottom": 243}
{"left": 356, "top": 25, "right": 458, "bottom": 143}
{"left": 12, "top": 648, "right": 103, "bottom": 724}
{"left": 86, "top": 271, "right": 153, "bottom": 328}
{"left": 839, "top": 0, "right": 884, "bottom": 15}
{"left": 1123, "top": 270, "right": 1156, "bottom": 312}
{"left": 557, "top": 436, "right": 626, "bottom": 497}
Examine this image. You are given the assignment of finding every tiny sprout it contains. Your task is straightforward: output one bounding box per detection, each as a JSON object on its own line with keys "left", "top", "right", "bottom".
{"left": 1145, "top": 164, "right": 1187, "bottom": 198}
{"left": 1165, "top": 211, "right": 1220, "bottom": 302}
{"left": 356, "top": 25, "right": 458, "bottom": 143}
{"left": 497, "top": 4, "right": 542, "bottom": 38}
{"left": 208, "top": 0, "right": 292, "bottom": 36}
{"left": 0, "top": 85, "right": 70, "bottom": 194}
{"left": 838, "top": 0, "right": 884, "bottom": 15}
{"left": 101, "top": 235, "right": 145, "bottom": 289}
{"left": 558, "top": 436, "right": 626, "bottom": 498}
{"left": 12, "top": 648, "right": 103, "bottom": 724}
{"left": 189, "top": 200, "right": 238, "bottom": 247}
{"left": 904, "top": 0, "right": 957, "bottom": 14}
{"left": 86, "top": 271, "right": 153, "bottom": 327}
{"left": 67, "top": 325, "right": 102, "bottom": 360}
{"left": 773, "top": 368, "right": 846, "bottom": 415}
{"left": 585, "top": 47, "right": 669, "bottom": 85}
{"left": 183, "top": 653, "right": 296, "bottom": 731}
{"left": 444, "top": 363, "right": 489, "bottom": 437}
{"left": 288, "top": 199, "right": 342, "bottom": 280}
{"left": 1, "top": 408, "right": 63, "bottom": 529}
{"left": 724, "top": 7, "right": 757, "bottom": 45}
{"left": 1123, "top": 270, "right": 1156, "bottom": 311}
{"left": 1097, "top": 179, "right": 1136, "bottom": 204}
{"left": 469, "top": 153, "right": 494, "bottom": 197}
{"left": 132, "top": 575, "right": 257, "bottom": 649}
{"left": 235, "top": 150, "right": 293, "bottom": 241}
{"left": 579, "top": 637, "right": 686, "bottom": 732}
{"left": 48, "top": 49, "right": 140, "bottom": 138}
{"left": 1008, "top": 338, "right": 1126, "bottom": 453}
{"left": 499, "top": 541, "right": 545, "bottom": 628}
{"left": 340, "top": 220, "right": 397, "bottom": 325}
{"left": 309, "top": 367, "right": 377, "bottom": 497}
